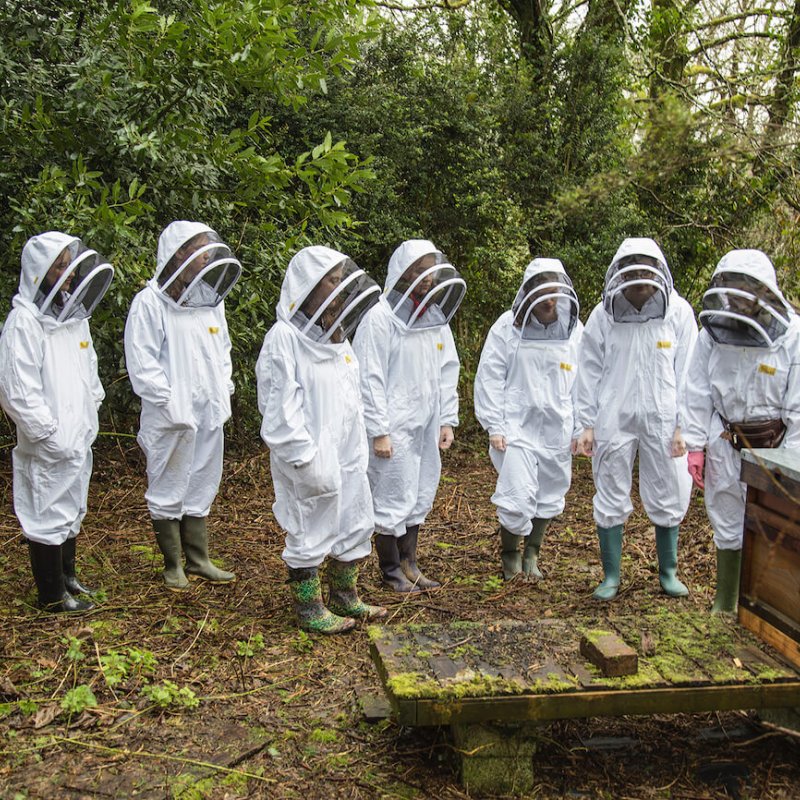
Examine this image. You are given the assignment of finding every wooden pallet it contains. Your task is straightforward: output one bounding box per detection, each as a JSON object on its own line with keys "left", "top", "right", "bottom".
{"left": 369, "top": 611, "right": 800, "bottom": 727}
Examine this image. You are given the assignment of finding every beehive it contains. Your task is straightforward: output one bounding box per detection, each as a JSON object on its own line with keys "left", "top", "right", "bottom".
{"left": 739, "top": 448, "right": 800, "bottom": 668}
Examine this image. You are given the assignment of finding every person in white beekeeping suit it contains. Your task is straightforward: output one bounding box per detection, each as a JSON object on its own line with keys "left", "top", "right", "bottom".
{"left": 257, "top": 246, "right": 387, "bottom": 634}
{"left": 573, "top": 237, "right": 698, "bottom": 600}
{"left": 124, "top": 221, "right": 241, "bottom": 590}
{"left": 475, "top": 258, "right": 583, "bottom": 581}
{"left": 681, "top": 249, "right": 800, "bottom": 613}
{"left": 352, "top": 240, "right": 465, "bottom": 592}
{"left": 0, "top": 232, "right": 114, "bottom": 612}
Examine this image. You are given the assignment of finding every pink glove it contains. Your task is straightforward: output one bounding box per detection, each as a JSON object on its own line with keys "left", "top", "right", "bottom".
{"left": 687, "top": 451, "right": 705, "bottom": 490}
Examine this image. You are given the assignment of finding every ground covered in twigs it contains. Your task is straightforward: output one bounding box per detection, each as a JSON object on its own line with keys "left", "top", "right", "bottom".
{"left": 1, "top": 440, "right": 799, "bottom": 799}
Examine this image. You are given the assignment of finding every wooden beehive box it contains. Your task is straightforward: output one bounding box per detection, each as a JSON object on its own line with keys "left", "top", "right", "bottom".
{"left": 739, "top": 448, "right": 800, "bottom": 668}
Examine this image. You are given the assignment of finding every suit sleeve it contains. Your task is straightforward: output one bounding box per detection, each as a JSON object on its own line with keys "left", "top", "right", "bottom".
{"left": 352, "top": 310, "right": 393, "bottom": 438}
{"left": 673, "top": 301, "right": 699, "bottom": 429}
{"left": 438, "top": 323, "right": 460, "bottom": 428}
{"left": 219, "top": 303, "right": 234, "bottom": 395}
{"left": 256, "top": 329, "right": 316, "bottom": 466}
{"left": 474, "top": 320, "right": 507, "bottom": 436}
{"left": 0, "top": 312, "right": 58, "bottom": 442}
{"left": 781, "top": 327, "right": 800, "bottom": 449}
{"left": 87, "top": 327, "right": 105, "bottom": 409}
{"left": 574, "top": 306, "right": 606, "bottom": 431}
{"left": 680, "top": 330, "right": 715, "bottom": 451}
{"left": 124, "top": 292, "right": 172, "bottom": 407}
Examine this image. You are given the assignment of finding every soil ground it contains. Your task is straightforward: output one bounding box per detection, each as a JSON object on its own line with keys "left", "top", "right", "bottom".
{"left": 1, "top": 439, "right": 799, "bottom": 799}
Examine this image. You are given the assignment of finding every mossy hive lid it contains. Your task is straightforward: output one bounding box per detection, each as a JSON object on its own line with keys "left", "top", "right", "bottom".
{"left": 368, "top": 611, "right": 800, "bottom": 726}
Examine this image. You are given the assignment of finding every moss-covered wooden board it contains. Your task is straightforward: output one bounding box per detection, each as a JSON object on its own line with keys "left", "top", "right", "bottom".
{"left": 368, "top": 611, "right": 800, "bottom": 726}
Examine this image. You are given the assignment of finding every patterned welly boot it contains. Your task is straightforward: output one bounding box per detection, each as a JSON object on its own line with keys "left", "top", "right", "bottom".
{"left": 326, "top": 559, "right": 387, "bottom": 620}
{"left": 287, "top": 566, "right": 356, "bottom": 634}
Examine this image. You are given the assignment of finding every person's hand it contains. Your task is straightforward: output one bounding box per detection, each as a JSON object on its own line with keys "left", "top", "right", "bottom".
{"left": 671, "top": 427, "right": 687, "bottom": 457}
{"left": 687, "top": 450, "right": 705, "bottom": 490}
{"left": 575, "top": 427, "right": 595, "bottom": 457}
{"left": 373, "top": 434, "right": 393, "bottom": 459}
{"left": 439, "top": 425, "right": 454, "bottom": 450}
{"left": 489, "top": 434, "right": 506, "bottom": 452}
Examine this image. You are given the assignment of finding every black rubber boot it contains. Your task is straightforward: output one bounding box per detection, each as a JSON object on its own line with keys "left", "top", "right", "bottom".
{"left": 28, "top": 541, "right": 93, "bottom": 613}
{"left": 398, "top": 525, "right": 440, "bottom": 590}
{"left": 62, "top": 537, "right": 97, "bottom": 596}
{"left": 375, "top": 534, "right": 420, "bottom": 593}
{"left": 288, "top": 566, "right": 356, "bottom": 634}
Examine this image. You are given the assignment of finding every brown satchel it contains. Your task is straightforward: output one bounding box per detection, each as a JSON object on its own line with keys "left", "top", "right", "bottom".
{"left": 720, "top": 416, "right": 787, "bottom": 451}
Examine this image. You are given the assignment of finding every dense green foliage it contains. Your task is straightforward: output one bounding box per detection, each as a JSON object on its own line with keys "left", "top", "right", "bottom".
{"left": 0, "top": 1, "right": 378, "bottom": 437}
{"left": 1, "top": 1, "right": 798, "bottom": 442}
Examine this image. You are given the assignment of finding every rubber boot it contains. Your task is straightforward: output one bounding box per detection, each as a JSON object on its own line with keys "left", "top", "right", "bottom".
{"left": 152, "top": 518, "right": 189, "bottom": 591}
{"left": 288, "top": 566, "right": 356, "bottom": 634}
{"left": 655, "top": 525, "right": 689, "bottom": 597}
{"left": 712, "top": 547, "right": 742, "bottom": 614}
{"left": 375, "top": 534, "right": 420, "bottom": 593}
{"left": 180, "top": 516, "right": 235, "bottom": 583}
{"left": 326, "top": 559, "right": 387, "bottom": 620}
{"left": 522, "top": 518, "right": 549, "bottom": 581}
{"left": 500, "top": 525, "right": 523, "bottom": 581}
{"left": 593, "top": 525, "right": 623, "bottom": 601}
{"left": 62, "top": 536, "right": 97, "bottom": 597}
{"left": 398, "top": 525, "right": 441, "bottom": 590}
{"left": 28, "top": 541, "right": 93, "bottom": 613}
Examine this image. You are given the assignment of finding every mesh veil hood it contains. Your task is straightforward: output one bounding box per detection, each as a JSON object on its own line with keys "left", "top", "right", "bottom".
{"left": 276, "top": 245, "right": 350, "bottom": 324}
{"left": 385, "top": 239, "right": 441, "bottom": 292}
{"left": 155, "top": 221, "right": 215, "bottom": 280}
{"left": 19, "top": 231, "right": 80, "bottom": 306}
{"left": 711, "top": 249, "right": 786, "bottom": 299}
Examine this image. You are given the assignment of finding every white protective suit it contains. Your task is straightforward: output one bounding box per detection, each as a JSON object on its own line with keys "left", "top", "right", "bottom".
{"left": 124, "top": 222, "right": 237, "bottom": 520}
{"left": 257, "top": 246, "right": 376, "bottom": 568}
{"left": 475, "top": 259, "right": 583, "bottom": 535}
{"left": 575, "top": 238, "right": 698, "bottom": 528}
{"left": 352, "top": 240, "right": 462, "bottom": 538}
{"left": 682, "top": 250, "right": 800, "bottom": 549}
{"left": 0, "top": 232, "right": 108, "bottom": 545}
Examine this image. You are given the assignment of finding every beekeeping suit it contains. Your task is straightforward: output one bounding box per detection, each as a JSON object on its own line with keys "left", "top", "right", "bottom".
{"left": 0, "top": 231, "right": 113, "bottom": 611}
{"left": 257, "top": 245, "right": 385, "bottom": 633}
{"left": 474, "top": 258, "right": 583, "bottom": 580}
{"left": 125, "top": 221, "right": 241, "bottom": 589}
{"left": 352, "top": 239, "right": 465, "bottom": 591}
{"left": 574, "top": 237, "right": 698, "bottom": 599}
{"left": 681, "top": 249, "right": 800, "bottom": 611}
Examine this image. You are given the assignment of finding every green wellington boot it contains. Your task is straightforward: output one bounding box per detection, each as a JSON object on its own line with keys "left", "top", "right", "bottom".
{"left": 500, "top": 525, "right": 523, "bottom": 581}
{"left": 62, "top": 536, "right": 98, "bottom": 597}
{"left": 152, "top": 519, "right": 189, "bottom": 590}
{"left": 180, "top": 516, "right": 235, "bottom": 583}
{"left": 28, "top": 541, "right": 94, "bottom": 613}
{"left": 288, "top": 567, "right": 356, "bottom": 634}
{"left": 326, "top": 559, "right": 387, "bottom": 620}
{"left": 522, "top": 518, "right": 550, "bottom": 581}
{"left": 655, "top": 525, "right": 689, "bottom": 597}
{"left": 593, "top": 525, "right": 623, "bottom": 600}
{"left": 711, "top": 548, "right": 742, "bottom": 613}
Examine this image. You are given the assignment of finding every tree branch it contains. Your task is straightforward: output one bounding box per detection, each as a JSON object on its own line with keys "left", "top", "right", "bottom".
{"left": 373, "top": 0, "right": 471, "bottom": 10}
{"left": 687, "top": 30, "right": 781, "bottom": 58}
